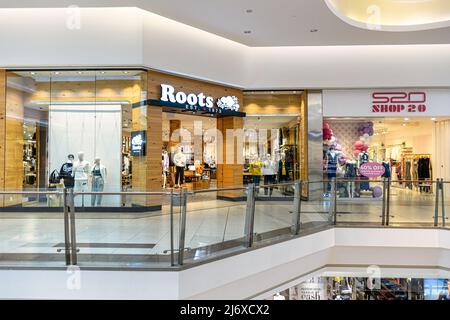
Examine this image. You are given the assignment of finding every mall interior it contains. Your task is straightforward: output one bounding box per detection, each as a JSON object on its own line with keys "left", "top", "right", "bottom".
{"left": 0, "top": 1, "right": 449, "bottom": 301}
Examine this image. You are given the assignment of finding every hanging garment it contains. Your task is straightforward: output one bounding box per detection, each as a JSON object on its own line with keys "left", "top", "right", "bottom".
{"left": 326, "top": 152, "right": 338, "bottom": 176}
{"left": 405, "top": 160, "right": 412, "bottom": 189}
{"left": 418, "top": 157, "right": 431, "bottom": 179}
{"left": 381, "top": 162, "right": 391, "bottom": 178}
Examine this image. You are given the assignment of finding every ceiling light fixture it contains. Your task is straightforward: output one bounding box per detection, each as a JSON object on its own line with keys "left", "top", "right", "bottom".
{"left": 431, "top": 118, "right": 437, "bottom": 121}
{"left": 310, "top": 29, "right": 318, "bottom": 33}
{"left": 54, "top": 72, "right": 61, "bottom": 75}
{"left": 30, "top": 72, "right": 36, "bottom": 75}
{"left": 243, "top": 30, "right": 252, "bottom": 34}
{"left": 404, "top": 118, "right": 409, "bottom": 121}
{"left": 246, "top": 9, "right": 253, "bottom": 13}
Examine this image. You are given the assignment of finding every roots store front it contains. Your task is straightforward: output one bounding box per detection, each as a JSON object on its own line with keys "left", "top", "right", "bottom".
{"left": 0, "top": 69, "right": 316, "bottom": 211}
{"left": 322, "top": 89, "right": 450, "bottom": 200}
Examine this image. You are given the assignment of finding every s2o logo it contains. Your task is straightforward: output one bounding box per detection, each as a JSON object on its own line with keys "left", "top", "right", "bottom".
{"left": 372, "top": 92, "right": 427, "bottom": 113}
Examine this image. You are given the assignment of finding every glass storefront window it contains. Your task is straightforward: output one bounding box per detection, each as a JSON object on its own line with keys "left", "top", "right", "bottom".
{"left": 4, "top": 70, "right": 147, "bottom": 208}
{"left": 242, "top": 91, "right": 306, "bottom": 197}
{"left": 322, "top": 117, "right": 436, "bottom": 199}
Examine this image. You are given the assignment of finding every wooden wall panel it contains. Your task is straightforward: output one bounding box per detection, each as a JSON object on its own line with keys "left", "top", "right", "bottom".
{"left": 4, "top": 84, "right": 24, "bottom": 206}
{"left": 0, "top": 70, "right": 5, "bottom": 206}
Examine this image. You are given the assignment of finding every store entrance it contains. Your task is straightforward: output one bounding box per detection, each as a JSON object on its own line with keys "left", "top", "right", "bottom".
{"left": 162, "top": 112, "right": 218, "bottom": 191}
{"left": 322, "top": 117, "right": 444, "bottom": 199}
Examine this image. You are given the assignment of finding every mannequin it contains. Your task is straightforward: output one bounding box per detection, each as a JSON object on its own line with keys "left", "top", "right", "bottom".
{"left": 59, "top": 154, "right": 75, "bottom": 188}
{"left": 382, "top": 159, "right": 391, "bottom": 178}
{"left": 91, "top": 157, "right": 107, "bottom": 206}
{"left": 162, "top": 150, "right": 170, "bottom": 188}
{"left": 249, "top": 155, "right": 262, "bottom": 194}
{"left": 278, "top": 152, "right": 290, "bottom": 183}
{"left": 358, "top": 151, "right": 370, "bottom": 192}
{"left": 345, "top": 159, "right": 358, "bottom": 198}
{"left": 325, "top": 146, "right": 339, "bottom": 193}
{"left": 262, "top": 154, "right": 276, "bottom": 196}
{"left": 73, "top": 151, "right": 90, "bottom": 206}
{"left": 173, "top": 146, "right": 187, "bottom": 188}
{"left": 123, "top": 154, "right": 130, "bottom": 175}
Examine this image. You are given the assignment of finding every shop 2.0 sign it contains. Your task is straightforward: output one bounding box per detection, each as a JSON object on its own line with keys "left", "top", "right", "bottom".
{"left": 372, "top": 92, "right": 427, "bottom": 114}
{"left": 158, "top": 84, "right": 244, "bottom": 116}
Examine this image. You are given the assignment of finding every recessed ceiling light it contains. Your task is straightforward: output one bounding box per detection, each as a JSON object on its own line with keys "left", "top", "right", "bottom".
{"left": 100, "top": 71, "right": 106, "bottom": 74}
{"left": 123, "top": 71, "right": 129, "bottom": 74}
{"left": 243, "top": 30, "right": 252, "bottom": 34}
{"left": 310, "top": 29, "right": 319, "bottom": 33}
{"left": 246, "top": 9, "right": 253, "bottom": 13}
{"left": 404, "top": 118, "right": 409, "bottom": 121}
{"left": 30, "top": 72, "right": 36, "bottom": 75}
{"left": 431, "top": 118, "right": 437, "bottom": 121}
{"left": 77, "top": 71, "right": 83, "bottom": 74}
{"left": 54, "top": 72, "right": 61, "bottom": 75}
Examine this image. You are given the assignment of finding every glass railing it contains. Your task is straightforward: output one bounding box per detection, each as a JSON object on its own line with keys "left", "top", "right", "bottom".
{"left": 0, "top": 178, "right": 447, "bottom": 269}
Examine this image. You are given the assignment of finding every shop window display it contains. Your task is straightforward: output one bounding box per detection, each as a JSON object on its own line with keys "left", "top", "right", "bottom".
{"left": 4, "top": 70, "right": 148, "bottom": 208}
{"left": 323, "top": 117, "right": 437, "bottom": 200}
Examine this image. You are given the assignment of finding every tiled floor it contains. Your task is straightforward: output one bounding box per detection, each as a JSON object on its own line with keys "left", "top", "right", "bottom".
{"left": 0, "top": 187, "right": 446, "bottom": 264}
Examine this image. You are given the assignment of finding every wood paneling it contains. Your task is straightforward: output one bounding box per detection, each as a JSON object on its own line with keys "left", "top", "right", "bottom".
{"left": 0, "top": 70, "right": 5, "bottom": 206}
{"left": 4, "top": 80, "right": 24, "bottom": 206}
{"left": 243, "top": 94, "right": 301, "bottom": 115}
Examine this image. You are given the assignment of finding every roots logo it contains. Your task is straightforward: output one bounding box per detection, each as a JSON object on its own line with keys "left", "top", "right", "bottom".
{"left": 217, "top": 96, "right": 240, "bottom": 112}
{"left": 372, "top": 92, "right": 427, "bottom": 113}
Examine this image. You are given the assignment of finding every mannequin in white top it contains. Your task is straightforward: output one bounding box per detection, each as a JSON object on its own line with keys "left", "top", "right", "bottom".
{"left": 73, "top": 152, "right": 90, "bottom": 190}
{"left": 72, "top": 151, "right": 90, "bottom": 207}
{"left": 91, "top": 157, "right": 107, "bottom": 206}
{"left": 162, "top": 150, "right": 170, "bottom": 188}
{"left": 173, "top": 146, "right": 187, "bottom": 188}
{"left": 262, "top": 154, "right": 277, "bottom": 196}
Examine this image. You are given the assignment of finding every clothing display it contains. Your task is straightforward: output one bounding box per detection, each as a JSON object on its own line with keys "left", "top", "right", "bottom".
{"left": 262, "top": 158, "right": 277, "bottom": 196}
{"left": 175, "top": 166, "right": 184, "bottom": 185}
{"left": 59, "top": 162, "right": 74, "bottom": 188}
{"left": 381, "top": 161, "right": 391, "bottom": 178}
{"left": 173, "top": 151, "right": 187, "bottom": 186}
{"left": 278, "top": 159, "right": 291, "bottom": 182}
{"left": 90, "top": 163, "right": 106, "bottom": 206}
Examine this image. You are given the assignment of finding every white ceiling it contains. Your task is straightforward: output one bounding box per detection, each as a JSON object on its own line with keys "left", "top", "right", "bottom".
{"left": 1, "top": 0, "right": 450, "bottom": 46}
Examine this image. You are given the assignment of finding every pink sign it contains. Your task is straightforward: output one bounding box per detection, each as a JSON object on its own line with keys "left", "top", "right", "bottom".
{"left": 359, "top": 162, "right": 385, "bottom": 178}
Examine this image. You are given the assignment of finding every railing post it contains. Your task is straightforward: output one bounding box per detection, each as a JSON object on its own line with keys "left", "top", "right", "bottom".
{"left": 440, "top": 179, "right": 446, "bottom": 227}
{"left": 386, "top": 177, "right": 391, "bottom": 226}
{"left": 178, "top": 188, "right": 188, "bottom": 266}
{"left": 170, "top": 189, "right": 175, "bottom": 267}
{"left": 333, "top": 177, "right": 338, "bottom": 225}
{"left": 63, "top": 188, "right": 71, "bottom": 266}
{"left": 291, "top": 181, "right": 302, "bottom": 235}
{"left": 244, "top": 183, "right": 256, "bottom": 248}
{"left": 434, "top": 179, "right": 440, "bottom": 227}
{"left": 69, "top": 188, "right": 77, "bottom": 265}
{"left": 328, "top": 178, "right": 336, "bottom": 224}
{"left": 381, "top": 178, "right": 387, "bottom": 226}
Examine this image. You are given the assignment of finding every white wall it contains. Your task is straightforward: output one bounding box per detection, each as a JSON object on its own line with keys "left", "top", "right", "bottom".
{"left": 2, "top": 8, "right": 450, "bottom": 89}
{"left": 0, "top": 8, "right": 143, "bottom": 68}
{"left": 0, "top": 228, "right": 449, "bottom": 300}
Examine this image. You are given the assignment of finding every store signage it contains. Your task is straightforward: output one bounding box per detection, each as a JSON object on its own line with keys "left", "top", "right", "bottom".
{"left": 154, "top": 84, "right": 245, "bottom": 117}
{"left": 359, "top": 162, "right": 385, "bottom": 178}
{"left": 131, "top": 131, "right": 146, "bottom": 156}
{"left": 372, "top": 92, "right": 427, "bottom": 113}
{"left": 323, "top": 89, "right": 450, "bottom": 117}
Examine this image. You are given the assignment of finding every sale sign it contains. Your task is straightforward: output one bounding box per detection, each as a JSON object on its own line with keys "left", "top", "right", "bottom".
{"left": 359, "top": 162, "right": 385, "bottom": 178}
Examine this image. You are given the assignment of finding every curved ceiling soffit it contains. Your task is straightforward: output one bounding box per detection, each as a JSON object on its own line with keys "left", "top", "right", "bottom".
{"left": 324, "top": 0, "right": 450, "bottom": 32}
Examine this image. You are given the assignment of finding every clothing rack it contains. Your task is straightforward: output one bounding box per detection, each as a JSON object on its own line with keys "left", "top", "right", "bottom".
{"left": 401, "top": 154, "right": 432, "bottom": 193}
